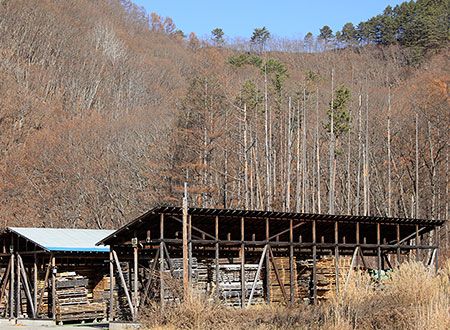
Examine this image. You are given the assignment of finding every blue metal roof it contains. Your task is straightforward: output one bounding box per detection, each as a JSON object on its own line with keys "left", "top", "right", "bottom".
{"left": 8, "top": 227, "right": 114, "bottom": 253}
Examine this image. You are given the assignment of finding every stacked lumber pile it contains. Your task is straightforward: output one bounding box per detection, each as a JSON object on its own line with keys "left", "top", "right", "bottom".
{"left": 162, "top": 257, "right": 199, "bottom": 302}
{"left": 37, "top": 271, "right": 50, "bottom": 315}
{"left": 269, "top": 257, "right": 298, "bottom": 304}
{"left": 55, "top": 272, "right": 105, "bottom": 323}
{"left": 211, "top": 261, "right": 264, "bottom": 307}
{"left": 149, "top": 258, "right": 263, "bottom": 307}
{"left": 92, "top": 275, "right": 118, "bottom": 316}
{"left": 298, "top": 256, "right": 352, "bottom": 302}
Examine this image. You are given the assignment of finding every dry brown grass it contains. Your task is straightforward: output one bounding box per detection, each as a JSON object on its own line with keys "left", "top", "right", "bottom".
{"left": 140, "top": 261, "right": 450, "bottom": 330}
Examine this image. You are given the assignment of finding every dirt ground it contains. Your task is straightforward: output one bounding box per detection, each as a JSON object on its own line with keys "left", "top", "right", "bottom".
{"left": 0, "top": 322, "right": 109, "bottom": 329}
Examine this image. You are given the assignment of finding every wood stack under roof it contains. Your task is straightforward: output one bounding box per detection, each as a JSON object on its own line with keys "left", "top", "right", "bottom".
{"left": 54, "top": 272, "right": 105, "bottom": 323}
{"left": 269, "top": 256, "right": 298, "bottom": 303}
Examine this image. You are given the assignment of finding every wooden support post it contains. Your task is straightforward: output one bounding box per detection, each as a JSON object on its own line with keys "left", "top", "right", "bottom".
{"left": 9, "top": 253, "right": 14, "bottom": 319}
{"left": 268, "top": 246, "right": 288, "bottom": 303}
{"left": 17, "top": 255, "right": 36, "bottom": 318}
{"left": 182, "top": 189, "right": 189, "bottom": 299}
{"left": 36, "top": 258, "right": 52, "bottom": 317}
{"left": 334, "top": 221, "right": 340, "bottom": 295}
{"left": 415, "top": 225, "right": 420, "bottom": 262}
{"left": 434, "top": 226, "right": 439, "bottom": 272}
{"left": 432, "top": 247, "right": 437, "bottom": 267}
{"left": 358, "top": 248, "right": 367, "bottom": 269}
{"left": 240, "top": 217, "right": 245, "bottom": 308}
{"left": 265, "top": 218, "right": 270, "bottom": 304}
{"left": 377, "top": 223, "right": 381, "bottom": 281}
{"left": 142, "top": 249, "right": 160, "bottom": 306}
{"left": 51, "top": 254, "right": 56, "bottom": 320}
{"left": 0, "top": 257, "right": 11, "bottom": 308}
{"left": 247, "top": 245, "right": 268, "bottom": 307}
{"left": 344, "top": 246, "right": 359, "bottom": 292}
{"left": 112, "top": 251, "right": 135, "bottom": 320}
{"left": 33, "top": 253, "right": 37, "bottom": 316}
{"left": 188, "top": 215, "right": 192, "bottom": 283}
{"left": 133, "top": 244, "right": 138, "bottom": 318}
{"left": 109, "top": 250, "right": 114, "bottom": 321}
{"left": 427, "top": 248, "right": 433, "bottom": 266}
{"left": 160, "top": 213, "right": 165, "bottom": 308}
{"left": 383, "top": 254, "right": 393, "bottom": 269}
{"left": 289, "top": 219, "right": 294, "bottom": 305}
{"left": 355, "top": 222, "right": 360, "bottom": 267}
{"left": 312, "top": 220, "right": 317, "bottom": 304}
{"left": 215, "top": 216, "right": 220, "bottom": 298}
{"left": 396, "top": 224, "right": 401, "bottom": 266}
{"left": 163, "top": 243, "right": 173, "bottom": 271}
{"left": 16, "top": 253, "right": 21, "bottom": 318}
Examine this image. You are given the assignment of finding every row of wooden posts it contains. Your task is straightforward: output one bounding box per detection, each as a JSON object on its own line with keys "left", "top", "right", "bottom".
{"left": 107, "top": 208, "right": 440, "bottom": 322}
{"left": 0, "top": 252, "right": 55, "bottom": 320}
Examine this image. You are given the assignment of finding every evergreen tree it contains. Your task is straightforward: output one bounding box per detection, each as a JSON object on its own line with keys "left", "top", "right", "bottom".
{"left": 304, "top": 32, "right": 314, "bottom": 51}
{"left": 251, "top": 26, "right": 270, "bottom": 52}
{"left": 319, "top": 25, "right": 333, "bottom": 43}
{"left": 211, "top": 28, "right": 225, "bottom": 46}
{"left": 340, "top": 22, "right": 358, "bottom": 45}
{"left": 325, "top": 87, "right": 351, "bottom": 139}
{"left": 235, "top": 80, "right": 263, "bottom": 112}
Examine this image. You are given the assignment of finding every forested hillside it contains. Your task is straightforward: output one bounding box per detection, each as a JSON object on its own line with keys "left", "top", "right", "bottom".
{"left": 0, "top": 0, "right": 448, "bottom": 237}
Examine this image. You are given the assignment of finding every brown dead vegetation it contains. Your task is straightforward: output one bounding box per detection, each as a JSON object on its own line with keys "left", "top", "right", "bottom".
{"left": 140, "top": 261, "right": 450, "bottom": 330}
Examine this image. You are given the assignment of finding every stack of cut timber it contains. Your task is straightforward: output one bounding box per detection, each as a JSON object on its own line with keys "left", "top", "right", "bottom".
{"left": 170, "top": 257, "right": 200, "bottom": 284}
{"left": 269, "top": 257, "right": 298, "bottom": 304}
{"left": 297, "top": 256, "right": 352, "bottom": 303}
{"left": 37, "top": 270, "right": 50, "bottom": 315}
{"left": 297, "top": 259, "right": 312, "bottom": 302}
{"left": 194, "top": 260, "right": 210, "bottom": 292}
{"left": 315, "top": 257, "right": 336, "bottom": 300}
{"left": 55, "top": 272, "right": 105, "bottom": 323}
{"left": 93, "top": 275, "right": 118, "bottom": 316}
{"left": 211, "top": 262, "right": 264, "bottom": 307}
{"left": 163, "top": 257, "right": 198, "bottom": 302}
{"left": 115, "top": 262, "right": 133, "bottom": 320}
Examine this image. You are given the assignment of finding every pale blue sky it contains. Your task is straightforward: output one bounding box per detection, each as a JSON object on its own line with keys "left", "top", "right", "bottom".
{"left": 133, "top": 0, "right": 405, "bottom": 39}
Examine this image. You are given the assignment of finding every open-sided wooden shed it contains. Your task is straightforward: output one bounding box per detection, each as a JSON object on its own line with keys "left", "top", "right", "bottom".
{"left": 98, "top": 206, "right": 445, "bottom": 321}
{"left": 0, "top": 227, "right": 114, "bottom": 324}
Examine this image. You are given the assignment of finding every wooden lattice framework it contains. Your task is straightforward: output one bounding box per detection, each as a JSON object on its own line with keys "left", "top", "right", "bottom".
{"left": 99, "top": 207, "right": 445, "bottom": 321}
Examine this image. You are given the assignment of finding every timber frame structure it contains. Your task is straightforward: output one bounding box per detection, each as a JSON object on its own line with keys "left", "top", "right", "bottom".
{"left": 0, "top": 228, "right": 113, "bottom": 323}
{"left": 98, "top": 206, "right": 445, "bottom": 321}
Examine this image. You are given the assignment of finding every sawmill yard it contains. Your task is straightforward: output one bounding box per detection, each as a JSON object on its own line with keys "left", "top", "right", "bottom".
{"left": 9, "top": 263, "right": 450, "bottom": 330}
{"left": 2, "top": 260, "right": 448, "bottom": 329}
{"left": 1, "top": 0, "right": 449, "bottom": 329}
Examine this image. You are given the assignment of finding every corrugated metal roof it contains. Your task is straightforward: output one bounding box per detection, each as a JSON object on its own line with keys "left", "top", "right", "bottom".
{"left": 8, "top": 227, "right": 114, "bottom": 253}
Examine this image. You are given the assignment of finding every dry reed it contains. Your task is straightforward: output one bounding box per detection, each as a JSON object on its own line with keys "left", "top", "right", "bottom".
{"left": 140, "top": 261, "right": 450, "bottom": 330}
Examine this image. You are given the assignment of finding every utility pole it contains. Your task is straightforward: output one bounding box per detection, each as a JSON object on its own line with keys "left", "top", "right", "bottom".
{"left": 329, "top": 69, "right": 335, "bottom": 214}
{"left": 415, "top": 114, "right": 419, "bottom": 218}
{"left": 387, "top": 86, "right": 392, "bottom": 217}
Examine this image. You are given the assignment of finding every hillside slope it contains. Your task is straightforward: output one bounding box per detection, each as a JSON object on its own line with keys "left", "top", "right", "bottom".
{"left": 0, "top": 0, "right": 448, "bottom": 230}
